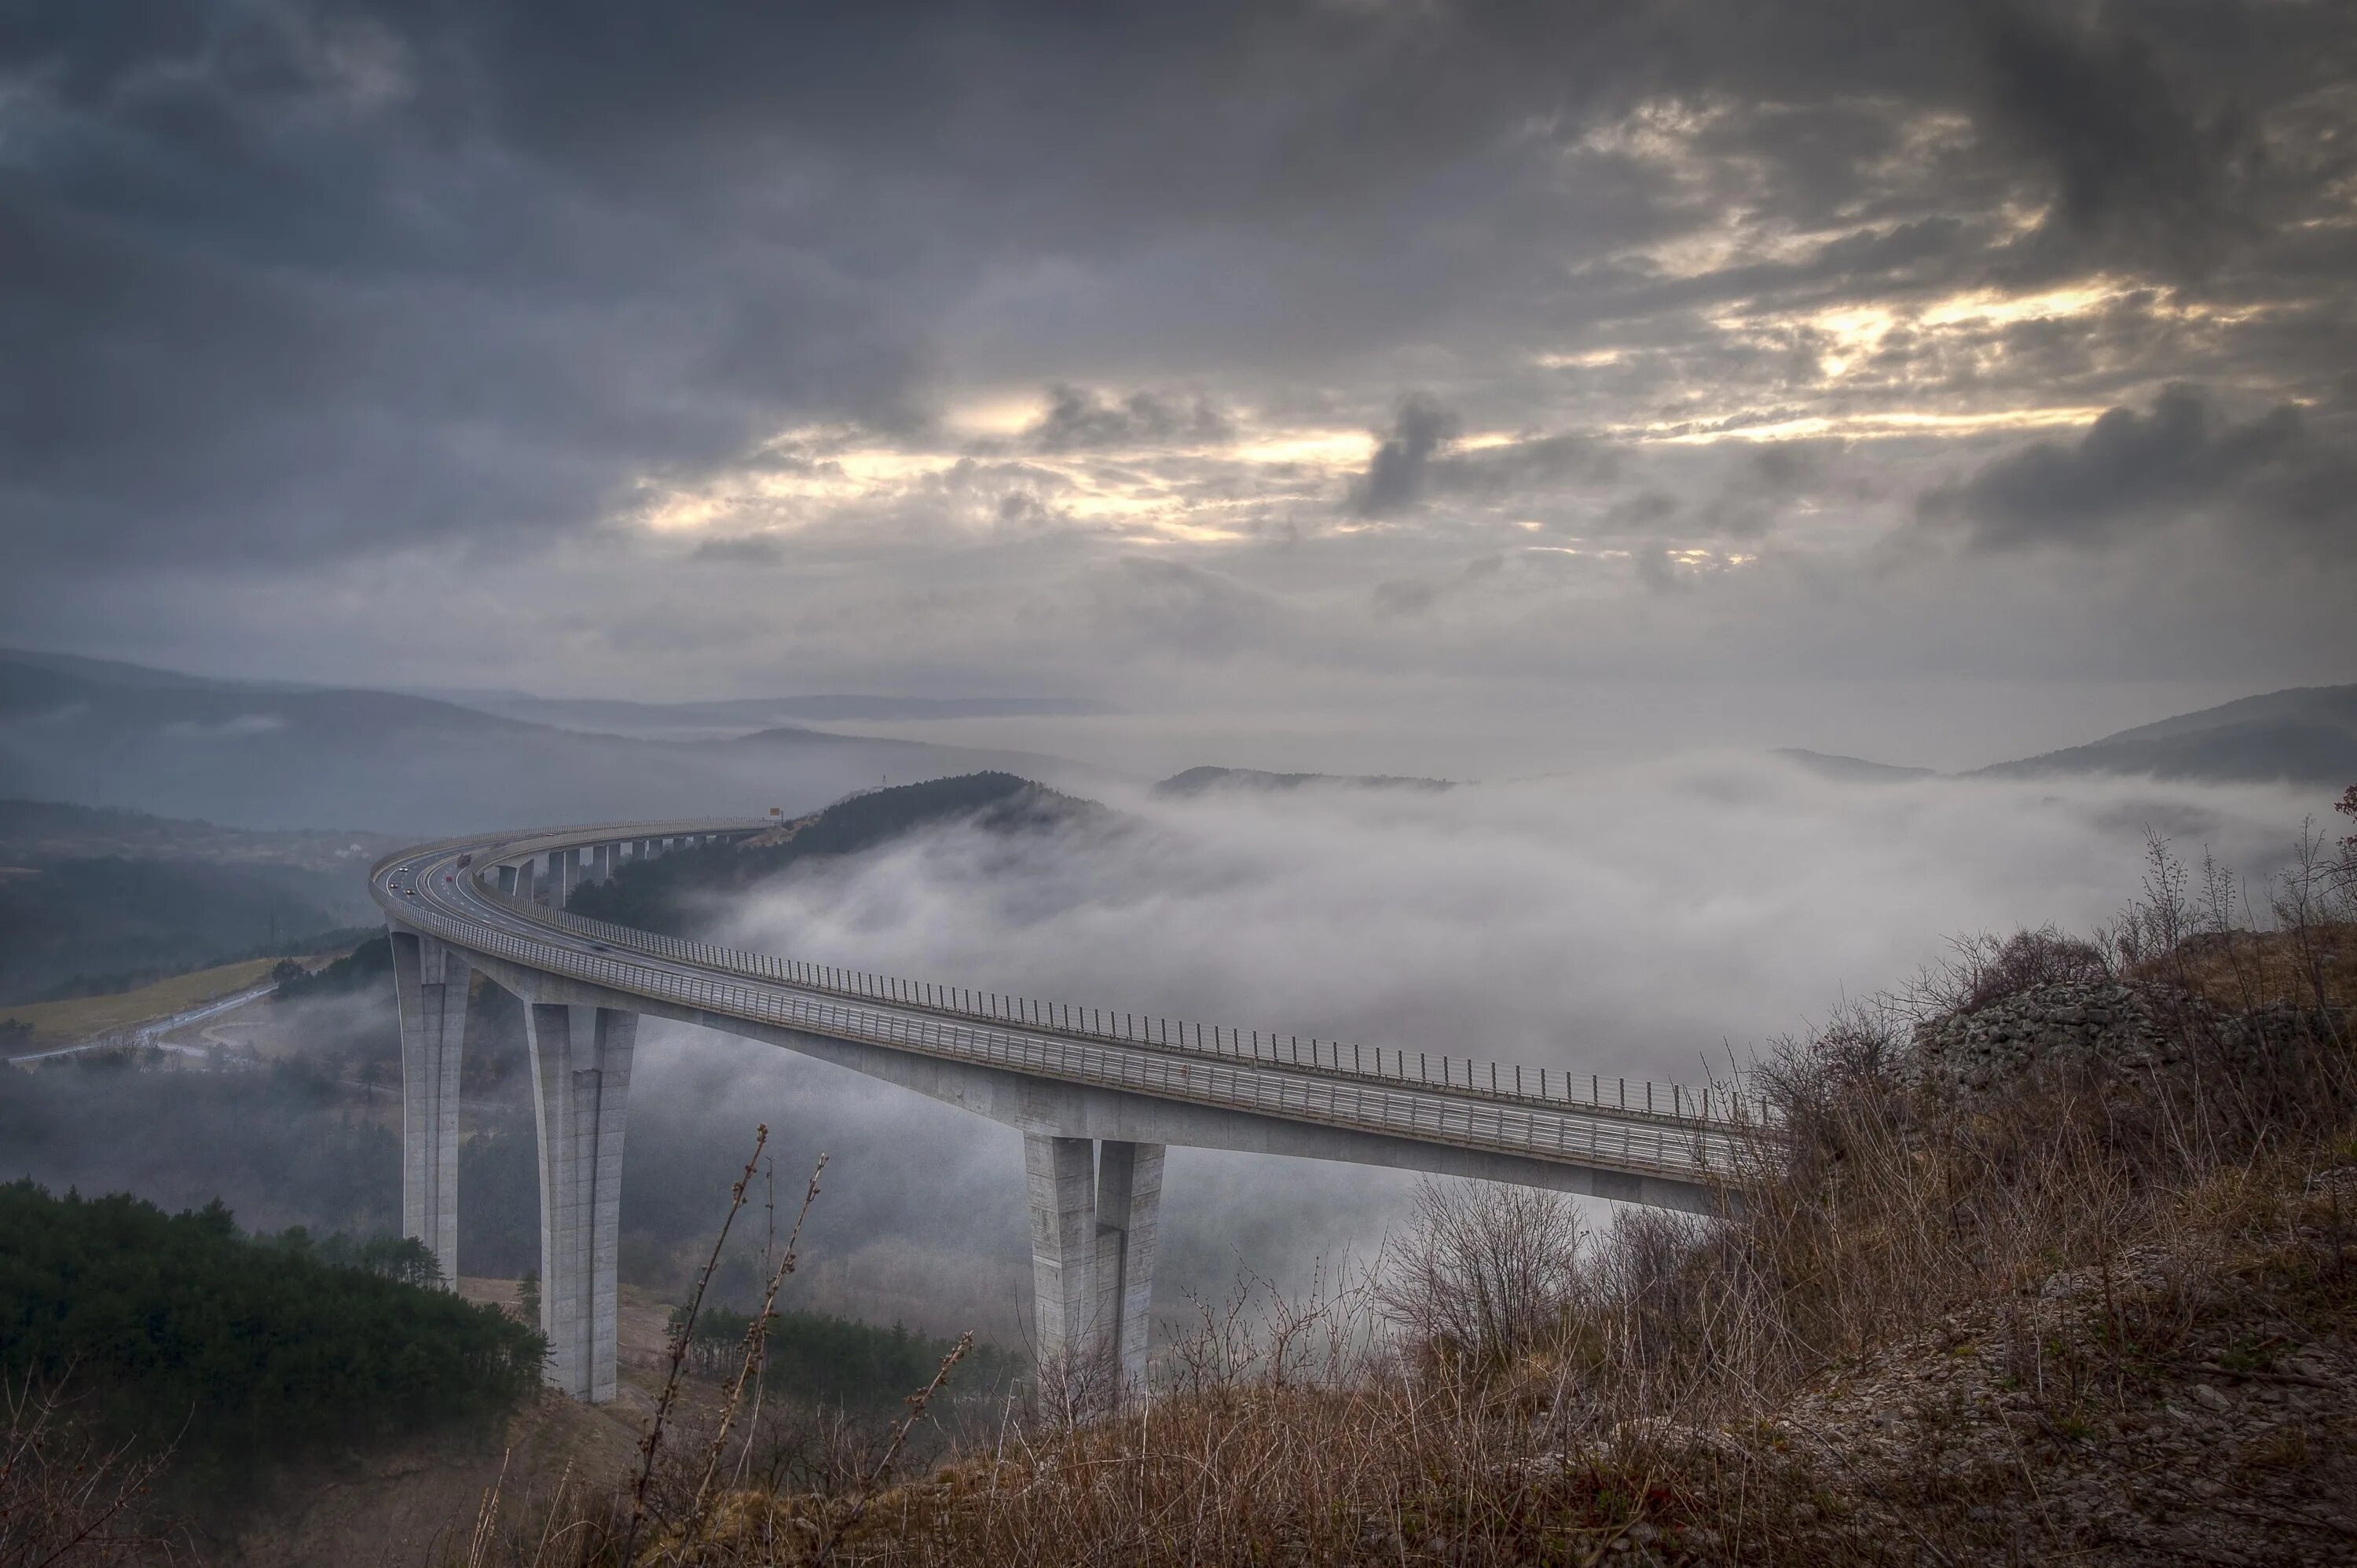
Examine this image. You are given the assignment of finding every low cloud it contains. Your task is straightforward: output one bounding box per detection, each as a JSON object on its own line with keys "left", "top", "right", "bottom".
{"left": 1025, "top": 385, "right": 1234, "bottom": 452}
{"left": 1371, "top": 554, "right": 1505, "bottom": 618}
{"left": 691, "top": 762, "right": 2322, "bottom": 1311}
{"left": 1347, "top": 394, "right": 1461, "bottom": 517}
{"left": 1431, "top": 433, "right": 1622, "bottom": 504}
{"left": 1916, "top": 385, "right": 2355, "bottom": 553}
{"left": 1349, "top": 405, "right": 1619, "bottom": 522}
{"left": 690, "top": 535, "right": 786, "bottom": 565}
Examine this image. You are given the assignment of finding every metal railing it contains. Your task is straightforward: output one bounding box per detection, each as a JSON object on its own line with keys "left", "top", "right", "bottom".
{"left": 507, "top": 890, "right": 1769, "bottom": 1130}
{"left": 373, "top": 823, "right": 1776, "bottom": 1184}
{"left": 392, "top": 892, "right": 1747, "bottom": 1185}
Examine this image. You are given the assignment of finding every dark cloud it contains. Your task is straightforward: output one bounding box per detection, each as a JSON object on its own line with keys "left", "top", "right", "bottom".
{"left": 1025, "top": 386, "right": 1233, "bottom": 452}
{"left": 690, "top": 535, "right": 786, "bottom": 565}
{"left": 1347, "top": 394, "right": 1461, "bottom": 518}
{"left": 0, "top": 0, "right": 2351, "bottom": 697}
{"left": 1917, "top": 386, "right": 2357, "bottom": 552}
{"left": 1974, "top": 5, "right": 2265, "bottom": 279}
{"left": 1600, "top": 491, "right": 1684, "bottom": 536}
{"left": 1371, "top": 554, "right": 1505, "bottom": 618}
{"left": 1632, "top": 546, "right": 1690, "bottom": 595}
{"left": 1431, "top": 434, "right": 1622, "bottom": 504}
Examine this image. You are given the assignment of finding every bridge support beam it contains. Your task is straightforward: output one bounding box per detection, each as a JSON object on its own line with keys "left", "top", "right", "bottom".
{"left": 389, "top": 929, "right": 469, "bottom": 1287}
{"left": 526, "top": 1002, "right": 638, "bottom": 1403}
{"left": 1095, "top": 1140, "right": 1163, "bottom": 1400}
{"left": 1025, "top": 1135, "right": 1163, "bottom": 1411}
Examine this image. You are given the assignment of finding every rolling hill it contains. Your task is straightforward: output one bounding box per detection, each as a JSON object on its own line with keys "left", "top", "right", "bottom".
{"left": 1153, "top": 765, "right": 1455, "bottom": 797}
{"left": 1973, "top": 684, "right": 2357, "bottom": 786}
{"left": 0, "top": 651, "right": 1098, "bottom": 836}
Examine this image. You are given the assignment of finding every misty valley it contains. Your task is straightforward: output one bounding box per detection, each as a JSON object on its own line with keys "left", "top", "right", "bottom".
{"left": 2, "top": 650, "right": 2354, "bottom": 1565}
{"left": 6, "top": 10, "right": 2357, "bottom": 1559}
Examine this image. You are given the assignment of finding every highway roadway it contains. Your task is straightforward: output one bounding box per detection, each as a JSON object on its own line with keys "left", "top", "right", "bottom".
{"left": 373, "top": 822, "right": 1763, "bottom": 1200}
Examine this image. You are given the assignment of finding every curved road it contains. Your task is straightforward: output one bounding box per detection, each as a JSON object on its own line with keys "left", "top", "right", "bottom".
{"left": 372, "top": 821, "right": 1761, "bottom": 1200}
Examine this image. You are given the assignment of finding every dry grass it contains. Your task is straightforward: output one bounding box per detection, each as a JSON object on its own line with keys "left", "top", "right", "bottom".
{"left": 2160, "top": 921, "right": 2357, "bottom": 1013}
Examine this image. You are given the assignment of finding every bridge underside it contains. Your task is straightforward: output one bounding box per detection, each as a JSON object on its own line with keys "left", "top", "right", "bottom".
{"left": 393, "top": 922, "right": 1724, "bottom": 1408}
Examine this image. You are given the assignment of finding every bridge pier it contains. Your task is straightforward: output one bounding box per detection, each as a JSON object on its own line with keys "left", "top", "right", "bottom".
{"left": 1095, "top": 1139, "right": 1163, "bottom": 1400}
{"left": 1026, "top": 1135, "right": 1163, "bottom": 1410}
{"left": 381, "top": 818, "right": 1738, "bottom": 1416}
{"left": 389, "top": 929, "right": 469, "bottom": 1286}
{"left": 525, "top": 1002, "right": 638, "bottom": 1403}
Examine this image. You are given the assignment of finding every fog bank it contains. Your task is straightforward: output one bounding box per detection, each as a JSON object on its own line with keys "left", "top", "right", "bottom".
{"left": 610, "top": 758, "right": 2327, "bottom": 1334}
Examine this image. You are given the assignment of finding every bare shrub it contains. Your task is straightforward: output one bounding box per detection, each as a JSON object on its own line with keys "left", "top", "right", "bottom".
{"left": 1901, "top": 924, "right": 2113, "bottom": 1020}
{"left": 0, "top": 1377, "right": 178, "bottom": 1567}
{"left": 1374, "top": 1178, "right": 1585, "bottom": 1382}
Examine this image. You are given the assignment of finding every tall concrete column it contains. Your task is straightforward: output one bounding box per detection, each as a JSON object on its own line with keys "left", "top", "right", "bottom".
{"left": 1025, "top": 1136, "right": 1165, "bottom": 1410}
{"left": 389, "top": 929, "right": 469, "bottom": 1287}
{"left": 496, "top": 863, "right": 519, "bottom": 896}
{"left": 525, "top": 1002, "right": 637, "bottom": 1403}
{"left": 1025, "top": 1134, "right": 1100, "bottom": 1404}
{"left": 590, "top": 843, "right": 612, "bottom": 885}
{"left": 548, "top": 849, "right": 574, "bottom": 909}
{"left": 1094, "top": 1141, "right": 1164, "bottom": 1398}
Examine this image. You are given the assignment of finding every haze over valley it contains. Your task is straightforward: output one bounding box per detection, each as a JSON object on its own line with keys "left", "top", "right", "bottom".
{"left": 3, "top": 2, "right": 2353, "bottom": 1562}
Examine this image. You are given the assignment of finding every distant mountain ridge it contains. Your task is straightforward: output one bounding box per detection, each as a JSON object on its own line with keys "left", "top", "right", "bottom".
{"left": 1775, "top": 749, "right": 1939, "bottom": 783}
{"left": 1780, "top": 683, "right": 2357, "bottom": 788}
{"left": 1153, "top": 766, "right": 1455, "bottom": 798}
{"left": 0, "top": 800, "right": 388, "bottom": 1003}
{"left": 1972, "top": 684, "right": 2357, "bottom": 786}
{"left": 0, "top": 650, "right": 1100, "bottom": 835}
{"left": 416, "top": 690, "right": 1111, "bottom": 738}
{"left": 0, "top": 647, "right": 327, "bottom": 695}
{"left": 0, "top": 799, "right": 394, "bottom": 875}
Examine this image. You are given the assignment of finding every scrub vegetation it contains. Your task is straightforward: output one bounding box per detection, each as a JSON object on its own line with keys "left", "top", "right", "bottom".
{"left": 435, "top": 804, "right": 2356, "bottom": 1566}
{"left": 673, "top": 1307, "right": 1019, "bottom": 1417}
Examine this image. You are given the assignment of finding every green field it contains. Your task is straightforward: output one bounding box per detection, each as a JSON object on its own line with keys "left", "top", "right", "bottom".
{"left": 1, "top": 958, "right": 284, "bottom": 1053}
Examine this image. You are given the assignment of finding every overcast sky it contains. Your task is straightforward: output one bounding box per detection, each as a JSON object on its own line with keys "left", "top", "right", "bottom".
{"left": 4, "top": 1, "right": 2352, "bottom": 760}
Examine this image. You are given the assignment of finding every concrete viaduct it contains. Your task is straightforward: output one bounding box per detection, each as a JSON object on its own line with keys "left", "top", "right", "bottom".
{"left": 374, "top": 820, "right": 1758, "bottom": 1405}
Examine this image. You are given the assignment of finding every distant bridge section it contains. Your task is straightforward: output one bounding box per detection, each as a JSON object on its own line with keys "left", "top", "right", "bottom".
{"left": 374, "top": 820, "right": 1761, "bottom": 1405}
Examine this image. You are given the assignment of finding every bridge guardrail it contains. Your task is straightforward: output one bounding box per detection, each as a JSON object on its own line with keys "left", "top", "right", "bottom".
{"left": 386, "top": 883, "right": 1754, "bottom": 1186}
{"left": 468, "top": 833, "right": 1773, "bottom": 1132}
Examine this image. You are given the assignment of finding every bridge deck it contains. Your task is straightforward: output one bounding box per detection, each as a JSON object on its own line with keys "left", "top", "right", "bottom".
{"left": 372, "top": 822, "right": 1764, "bottom": 1192}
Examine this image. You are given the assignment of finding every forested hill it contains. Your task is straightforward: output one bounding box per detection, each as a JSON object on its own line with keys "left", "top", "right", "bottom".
{"left": 567, "top": 771, "right": 1109, "bottom": 936}
{"left": 0, "top": 1181, "right": 541, "bottom": 1497}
